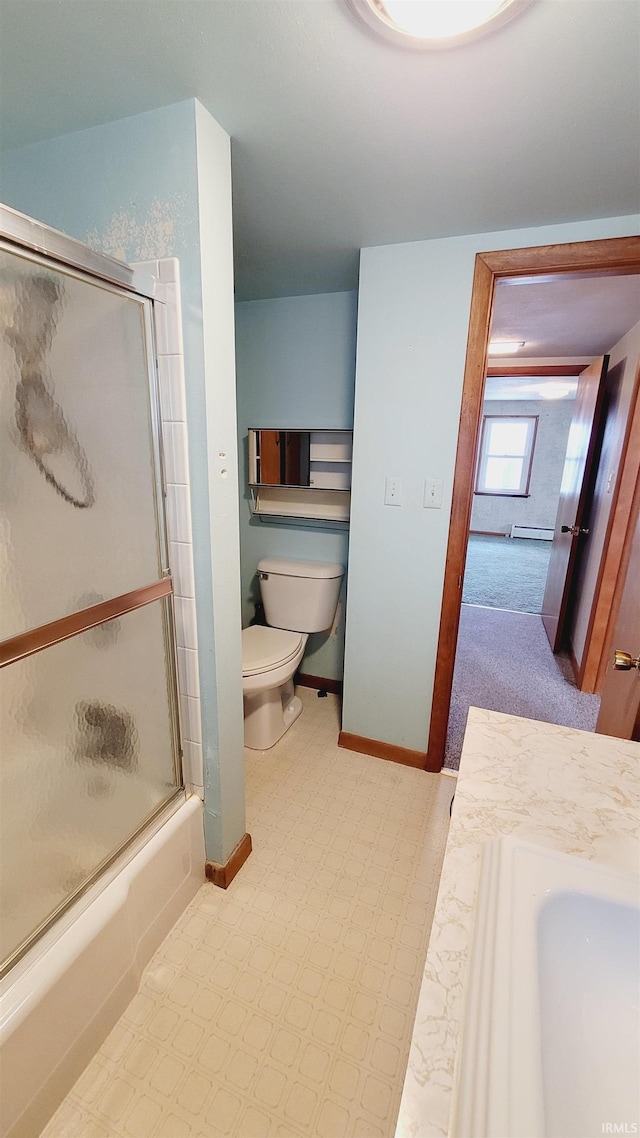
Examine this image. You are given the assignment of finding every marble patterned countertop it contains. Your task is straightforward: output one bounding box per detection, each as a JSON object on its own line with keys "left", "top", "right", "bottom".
{"left": 395, "top": 706, "right": 640, "bottom": 1138}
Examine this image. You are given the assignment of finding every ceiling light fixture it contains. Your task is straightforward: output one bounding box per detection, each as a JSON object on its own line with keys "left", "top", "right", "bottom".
{"left": 539, "top": 382, "right": 576, "bottom": 400}
{"left": 347, "top": 0, "right": 534, "bottom": 49}
{"left": 488, "top": 340, "right": 526, "bottom": 355}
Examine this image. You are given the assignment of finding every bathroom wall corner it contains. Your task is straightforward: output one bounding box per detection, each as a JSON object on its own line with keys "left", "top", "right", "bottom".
{"left": 194, "top": 99, "right": 247, "bottom": 865}
{"left": 138, "top": 260, "right": 205, "bottom": 799}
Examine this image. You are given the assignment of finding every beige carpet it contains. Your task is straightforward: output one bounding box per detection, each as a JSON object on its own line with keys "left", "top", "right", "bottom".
{"left": 445, "top": 605, "right": 600, "bottom": 769}
{"left": 43, "top": 688, "right": 453, "bottom": 1138}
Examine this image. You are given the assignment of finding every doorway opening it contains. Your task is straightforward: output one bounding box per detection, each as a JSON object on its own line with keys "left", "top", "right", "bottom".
{"left": 427, "top": 237, "right": 640, "bottom": 771}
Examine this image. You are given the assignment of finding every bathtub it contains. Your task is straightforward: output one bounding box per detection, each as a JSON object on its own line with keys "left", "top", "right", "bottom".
{"left": 0, "top": 794, "right": 205, "bottom": 1138}
{"left": 453, "top": 837, "right": 640, "bottom": 1138}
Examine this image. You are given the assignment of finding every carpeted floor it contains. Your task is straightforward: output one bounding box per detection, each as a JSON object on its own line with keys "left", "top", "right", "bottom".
{"left": 462, "top": 534, "right": 552, "bottom": 613}
{"left": 444, "top": 604, "right": 601, "bottom": 770}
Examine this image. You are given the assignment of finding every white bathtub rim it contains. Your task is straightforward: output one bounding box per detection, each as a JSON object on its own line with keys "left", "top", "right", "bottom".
{"left": 1, "top": 789, "right": 189, "bottom": 1017}
{"left": 0, "top": 793, "right": 205, "bottom": 1138}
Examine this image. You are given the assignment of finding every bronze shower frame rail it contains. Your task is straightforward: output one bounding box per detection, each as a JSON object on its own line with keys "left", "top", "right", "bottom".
{"left": 0, "top": 578, "right": 174, "bottom": 668}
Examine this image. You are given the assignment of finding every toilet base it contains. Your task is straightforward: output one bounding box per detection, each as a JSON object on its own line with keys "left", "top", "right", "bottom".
{"left": 243, "top": 679, "right": 304, "bottom": 750}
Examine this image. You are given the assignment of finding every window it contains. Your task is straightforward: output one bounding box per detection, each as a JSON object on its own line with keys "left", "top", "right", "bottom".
{"left": 475, "top": 415, "right": 538, "bottom": 496}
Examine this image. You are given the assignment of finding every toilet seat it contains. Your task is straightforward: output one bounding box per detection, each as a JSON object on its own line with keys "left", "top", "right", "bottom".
{"left": 242, "top": 625, "right": 305, "bottom": 677}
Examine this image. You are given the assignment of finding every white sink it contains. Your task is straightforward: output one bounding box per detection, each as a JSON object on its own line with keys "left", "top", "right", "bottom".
{"left": 453, "top": 837, "right": 640, "bottom": 1138}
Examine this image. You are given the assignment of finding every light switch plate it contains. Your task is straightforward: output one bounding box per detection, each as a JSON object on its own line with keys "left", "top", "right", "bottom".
{"left": 423, "top": 477, "right": 443, "bottom": 509}
{"left": 385, "top": 476, "right": 403, "bottom": 506}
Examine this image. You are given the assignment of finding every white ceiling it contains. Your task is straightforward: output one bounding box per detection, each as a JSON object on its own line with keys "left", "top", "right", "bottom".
{"left": 484, "top": 375, "right": 579, "bottom": 401}
{"left": 491, "top": 273, "right": 640, "bottom": 356}
{"left": 484, "top": 272, "right": 640, "bottom": 396}
{"left": 0, "top": 1, "right": 638, "bottom": 302}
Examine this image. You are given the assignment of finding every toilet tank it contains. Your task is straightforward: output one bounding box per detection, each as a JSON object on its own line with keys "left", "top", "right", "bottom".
{"left": 257, "top": 558, "right": 344, "bottom": 633}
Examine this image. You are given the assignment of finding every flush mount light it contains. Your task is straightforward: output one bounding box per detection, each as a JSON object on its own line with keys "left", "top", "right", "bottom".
{"left": 347, "top": 0, "right": 534, "bottom": 49}
{"left": 488, "top": 340, "right": 526, "bottom": 355}
{"left": 539, "top": 382, "right": 576, "bottom": 400}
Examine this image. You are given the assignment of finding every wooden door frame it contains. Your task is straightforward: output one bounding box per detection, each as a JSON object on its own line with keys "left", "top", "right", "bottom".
{"left": 425, "top": 235, "right": 640, "bottom": 773}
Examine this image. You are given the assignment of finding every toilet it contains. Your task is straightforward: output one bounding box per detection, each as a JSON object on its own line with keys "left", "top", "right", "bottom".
{"left": 242, "top": 557, "right": 345, "bottom": 750}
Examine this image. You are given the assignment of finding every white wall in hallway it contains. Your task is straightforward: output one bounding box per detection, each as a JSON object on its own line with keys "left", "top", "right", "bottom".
{"left": 470, "top": 398, "right": 574, "bottom": 535}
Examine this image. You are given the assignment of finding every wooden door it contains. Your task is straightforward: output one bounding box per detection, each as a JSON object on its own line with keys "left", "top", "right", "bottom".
{"left": 258, "top": 430, "right": 281, "bottom": 484}
{"left": 541, "top": 356, "right": 609, "bottom": 651}
{"left": 596, "top": 477, "right": 640, "bottom": 739}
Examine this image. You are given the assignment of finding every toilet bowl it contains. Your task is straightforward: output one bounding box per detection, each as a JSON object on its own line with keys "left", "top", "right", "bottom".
{"left": 242, "top": 625, "right": 307, "bottom": 750}
{"left": 241, "top": 557, "right": 345, "bottom": 750}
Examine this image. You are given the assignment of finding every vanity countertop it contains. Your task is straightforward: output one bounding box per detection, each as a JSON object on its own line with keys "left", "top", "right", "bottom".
{"left": 395, "top": 707, "right": 640, "bottom": 1138}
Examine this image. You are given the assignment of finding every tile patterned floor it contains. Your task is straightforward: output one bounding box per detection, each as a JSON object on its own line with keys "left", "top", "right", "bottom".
{"left": 43, "top": 689, "right": 453, "bottom": 1138}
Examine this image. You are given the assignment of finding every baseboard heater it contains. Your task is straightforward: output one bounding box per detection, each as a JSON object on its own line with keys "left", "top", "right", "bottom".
{"left": 510, "top": 525, "right": 554, "bottom": 541}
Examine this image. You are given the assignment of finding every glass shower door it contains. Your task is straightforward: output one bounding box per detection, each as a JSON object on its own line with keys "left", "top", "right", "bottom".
{"left": 0, "top": 229, "right": 182, "bottom": 975}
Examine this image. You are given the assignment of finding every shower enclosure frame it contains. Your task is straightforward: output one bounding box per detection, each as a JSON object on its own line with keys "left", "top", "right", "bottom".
{"left": 0, "top": 203, "right": 185, "bottom": 978}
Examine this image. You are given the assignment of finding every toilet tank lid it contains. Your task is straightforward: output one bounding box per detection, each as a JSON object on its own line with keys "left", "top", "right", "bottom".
{"left": 257, "top": 557, "right": 344, "bottom": 580}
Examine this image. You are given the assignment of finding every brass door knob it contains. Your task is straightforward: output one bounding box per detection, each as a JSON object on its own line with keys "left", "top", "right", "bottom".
{"left": 614, "top": 651, "right": 640, "bottom": 671}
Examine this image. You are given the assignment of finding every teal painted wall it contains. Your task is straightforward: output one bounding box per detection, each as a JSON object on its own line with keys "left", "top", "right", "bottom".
{"left": 193, "top": 101, "right": 245, "bottom": 861}
{"left": 235, "top": 291, "right": 357, "bottom": 680}
{"left": 1, "top": 99, "right": 246, "bottom": 862}
{"left": 343, "top": 214, "right": 640, "bottom": 753}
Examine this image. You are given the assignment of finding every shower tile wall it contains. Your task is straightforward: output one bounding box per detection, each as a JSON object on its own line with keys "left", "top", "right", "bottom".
{"left": 134, "top": 258, "right": 203, "bottom": 798}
